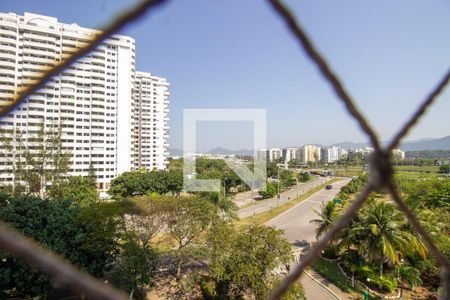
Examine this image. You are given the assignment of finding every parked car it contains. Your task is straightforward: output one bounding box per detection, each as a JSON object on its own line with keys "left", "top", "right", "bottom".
{"left": 325, "top": 185, "right": 333, "bottom": 190}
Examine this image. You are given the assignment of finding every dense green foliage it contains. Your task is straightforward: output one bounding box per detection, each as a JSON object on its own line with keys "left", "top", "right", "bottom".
{"left": 298, "top": 171, "right": 311, "bottom": 182}
{"left": 47, "top": 175, "right": 98, "bottom": 206}
{"left": 108, "top": 169, "right": 183, "bottom": 199}
{"left": 280, "top": 169, "right": 296, "bottom": 188}
{"left": 199, "top": 222, "right": 303, "bottom": 299}
{"left": 0, "top": 194, "right": 120, "bottom": 297}
{"left": 313, "top": 174, "right": 449, "bottom": 294}
{"left": 259, "top": 182, "right": 277, "bottom": 199}
{"left": 405, "top": 150, "right": 450, "bottom": 159}
{"left": 108, "top": 238, "right": 158, "bottom": 300}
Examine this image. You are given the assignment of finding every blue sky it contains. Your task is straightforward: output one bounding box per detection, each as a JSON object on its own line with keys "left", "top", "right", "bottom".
{"left": 1, "top": 0, "right": 449, "bottom": 151}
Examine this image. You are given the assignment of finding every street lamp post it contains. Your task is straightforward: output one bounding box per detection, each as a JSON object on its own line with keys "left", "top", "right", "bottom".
{"left": 277, "top": 166, "right": 280, "bottom": 207}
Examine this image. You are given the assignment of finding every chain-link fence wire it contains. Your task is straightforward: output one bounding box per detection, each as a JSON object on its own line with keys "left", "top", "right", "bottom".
{"left": 0, "top": 0, "right": 449, "bottom": 299}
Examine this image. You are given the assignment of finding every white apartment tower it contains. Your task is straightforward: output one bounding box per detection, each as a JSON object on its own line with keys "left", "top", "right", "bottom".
{"left": 0, "top": 12, "right": 169, "bottom": 191}
{"left": 132, "top": 72, "right": 169, "bottom": 170}
{"left": 299, "top": 145, "right": 321, "bottom": 163}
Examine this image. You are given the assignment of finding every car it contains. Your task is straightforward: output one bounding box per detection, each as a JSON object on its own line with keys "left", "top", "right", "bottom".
{"left": 325, "top": 185, "right": 333, "bottom": 190}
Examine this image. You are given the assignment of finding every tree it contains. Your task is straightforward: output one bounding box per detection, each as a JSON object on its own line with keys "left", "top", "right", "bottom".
{"left": 395, "top": 264, "right": 422, "bottom": 298}
{"left": 0, "top": 195, "right": 118, "bottom": 297}
{"left": 17, "top": 122, "right": 71, "bottom": 197}
{"left": 108, "top": 238, "right": 158, "bottom": 300}
{"left": 298, "top": 171, "right": 310, "bottom": 183}
{"left": 108, "top": 169, "right": 184, "bottom": 199}
{"left": 88, "top": 159, "right": 97, "bottom": 186}
{"left": 47, "top": 176, "right": 98, "bottom": 207}
{"left": 0, "top": 127, "right": 26, "bottom": 195}
{"left": 348, "top": 200, "right": 427, "bottom": 276}
{"left": 280, "top": 169, "right": 296, "bottom": 188}
{"left": 166, "top": 169, "right": 183, "bottom": 195}
{"left": 259, "top": 182, "right": 277, "bottom": 199}
{"left": 108, "top": 170, "right": 149, "bottom": 199}
{"left": 311, "top": 201, "right": 342, "bottom": 241}
{"left": 125, "top": 196, "right": 168, "bottom": 247}
{"left": 166, "top": 197, "right": 216, "bottom": 279}
{"left": 200, "top": 225, "right": 296, "bottom": 299}
{"left": 266, "top": 162, "right": 278, "bottom": 178}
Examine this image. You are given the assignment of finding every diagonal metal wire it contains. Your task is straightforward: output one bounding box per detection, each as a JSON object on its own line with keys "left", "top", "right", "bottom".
{"left": 0, "top": 221, "right": 127, "bottom": 300}
{"left": 268, "top": 0, "right": 382, "bottom": 153}
{"left": 386, "top": 181, "right": 450, "bottom": 299}
{"left": 386, "top": 69, "right": 450, "bottom": 153}
{"left": 269, "top": 183, "right": 375, "bottom": 299}
{"left": 0, "top": 0, "right": 449, "bottom": 299}
{"left": 268, "top": 0, "right": 450, "bottom": 299}
{"left": 0, "top": 0, "right": 170, "bottom": 118}
{"left": 0, "top": 0, "right": 169, "bottom": 296}
{"left": 385, "top": 181, "right": 450, "bottom": 270}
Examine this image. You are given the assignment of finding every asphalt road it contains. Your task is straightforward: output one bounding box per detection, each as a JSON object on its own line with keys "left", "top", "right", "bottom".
{"left": 237, "top": 176, "right": 332, "bottom": 219}
{"left": 266, "top": 178, "right": 351, "bottom": 300}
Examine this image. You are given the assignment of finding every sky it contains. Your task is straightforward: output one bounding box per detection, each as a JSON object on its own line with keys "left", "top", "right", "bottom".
{"left": 1, "top": 0, "right": 449, "bottom": 152}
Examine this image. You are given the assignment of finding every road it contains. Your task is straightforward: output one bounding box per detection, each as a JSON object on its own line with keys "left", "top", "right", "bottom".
{"left": 266, "top": 178, "right": 351, "bottom": 300}
{"left": 237, "top": 176, "right": 332, "bottom": 219}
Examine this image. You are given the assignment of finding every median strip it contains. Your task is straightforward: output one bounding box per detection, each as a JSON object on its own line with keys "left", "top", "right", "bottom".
{"left": 238, "top": 176, "right": 319, "bottom": 210}
{"left": 236, "top": 178, "right": 342, "bottom": 227}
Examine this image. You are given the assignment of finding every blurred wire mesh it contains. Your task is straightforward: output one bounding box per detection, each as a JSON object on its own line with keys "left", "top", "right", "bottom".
{"left": 0, "top": 0, "right": 449, "bottom": 299}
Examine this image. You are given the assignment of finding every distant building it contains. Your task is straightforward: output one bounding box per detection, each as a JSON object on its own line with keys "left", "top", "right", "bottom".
{"left": 322, "top": 146, "right": 348, "bottom": 163}
{"left": 392, "top": 148, "right": 405, "bottom": 160}
{"left": 299, "top": 145, "right": 321, "bottom": 163}
{"left": 282, "top": 147, "right": 298, "bottom": 162}
{"left": 257, "top": 148, "right": 282, "bottom": 162}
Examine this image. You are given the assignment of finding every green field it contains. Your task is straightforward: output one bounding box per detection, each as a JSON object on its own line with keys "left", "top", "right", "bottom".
{"left": 394, "top": 165, "right": 439, "bottom": 173}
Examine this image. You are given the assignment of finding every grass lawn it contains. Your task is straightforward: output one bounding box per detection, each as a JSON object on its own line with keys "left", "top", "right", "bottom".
{"left": 393, "top": 171, "right": 442, "bottom": 180}
{"left": 235, "top": 178, "right": 341, "bottom": 228}
{"left": 313, "top": 257, "right": 353, "bottom": 292}
{"left": 394, "top": 165, "right": 439, "bottom": 173}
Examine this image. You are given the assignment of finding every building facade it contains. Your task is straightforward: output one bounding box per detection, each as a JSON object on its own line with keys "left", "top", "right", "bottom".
{"left": 299, "top": 145, "right": 321, "bottom": 163}
{"left": 0, "top": 12, "right": 169, "bottom": 192}
{"left": 282, "top": 147, "right": 297, "bottom": 162}
{"left": 132, "top": 72, "right": 170, "bottom": 170}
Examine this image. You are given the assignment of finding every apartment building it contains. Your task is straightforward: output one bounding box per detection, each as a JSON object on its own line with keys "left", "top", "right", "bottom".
{"left": 0, "top": 12, "right": 169, "bottom": 192}
{"left": 132, "top": 72, "right": 169, "bottom": 170}
{"left": 282, "top": 147, "right": 297, "bottom": 162}
{"left": 321, "top": 146, "right": 347, "bottom": 163}
{"left": 299, "top": 145, "right": 321, "bottom": 163}
{"left": 257, "top": 148, "right": 282, "bottom": 162}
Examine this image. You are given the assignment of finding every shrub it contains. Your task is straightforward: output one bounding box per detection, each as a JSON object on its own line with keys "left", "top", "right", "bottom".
{"left": 358, "top": 265, "right": 397, "bottom": 292}
{"left": 323, "top": 244, "right": 340, "bottom": 259}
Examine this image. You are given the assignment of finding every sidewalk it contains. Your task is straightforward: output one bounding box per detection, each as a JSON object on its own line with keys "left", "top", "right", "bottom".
{"left": 304, "top": 268, "right": 354, "bottom": 300}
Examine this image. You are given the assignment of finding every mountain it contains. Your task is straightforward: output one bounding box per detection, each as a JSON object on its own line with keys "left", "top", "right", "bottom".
{"left": 332, "top": 136, "right": 450, "bottom": 151}
{"left": 207, "top": 147, "right": 253, "bottom": 156}
{"left": 332, "top": 141, "right": 370, "bottom": 149}
{"left": 168, "top": 148, "right": 183, "bottom": 156}
{"left": 401, "top": 136, "right": 450, "bottom": 151}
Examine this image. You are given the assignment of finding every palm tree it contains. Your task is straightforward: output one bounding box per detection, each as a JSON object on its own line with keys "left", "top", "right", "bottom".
{"left": 395, "top": 264, "right": 422, "bottom": 298}
{"left": 349, "top": 200, "right": 427, "bottom": 277}
{"left": 311, "top": 201, "right": 342, "bottom": 241}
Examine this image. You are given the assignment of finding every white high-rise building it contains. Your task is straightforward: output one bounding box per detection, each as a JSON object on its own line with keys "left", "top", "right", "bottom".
{"left": 282, "top": 147, "right": 298, "bottom": 162}
{"left": 322, "top": 146, "right": 340, "bottom": 163}
{"left": 299, "top": 145, "right": 321, "bottom": 163}
{"left": 0, "top": 12, "right": 169, "bottom": 192}
{"left": 132, "top": 72, "right": 170, "bottom": 170}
